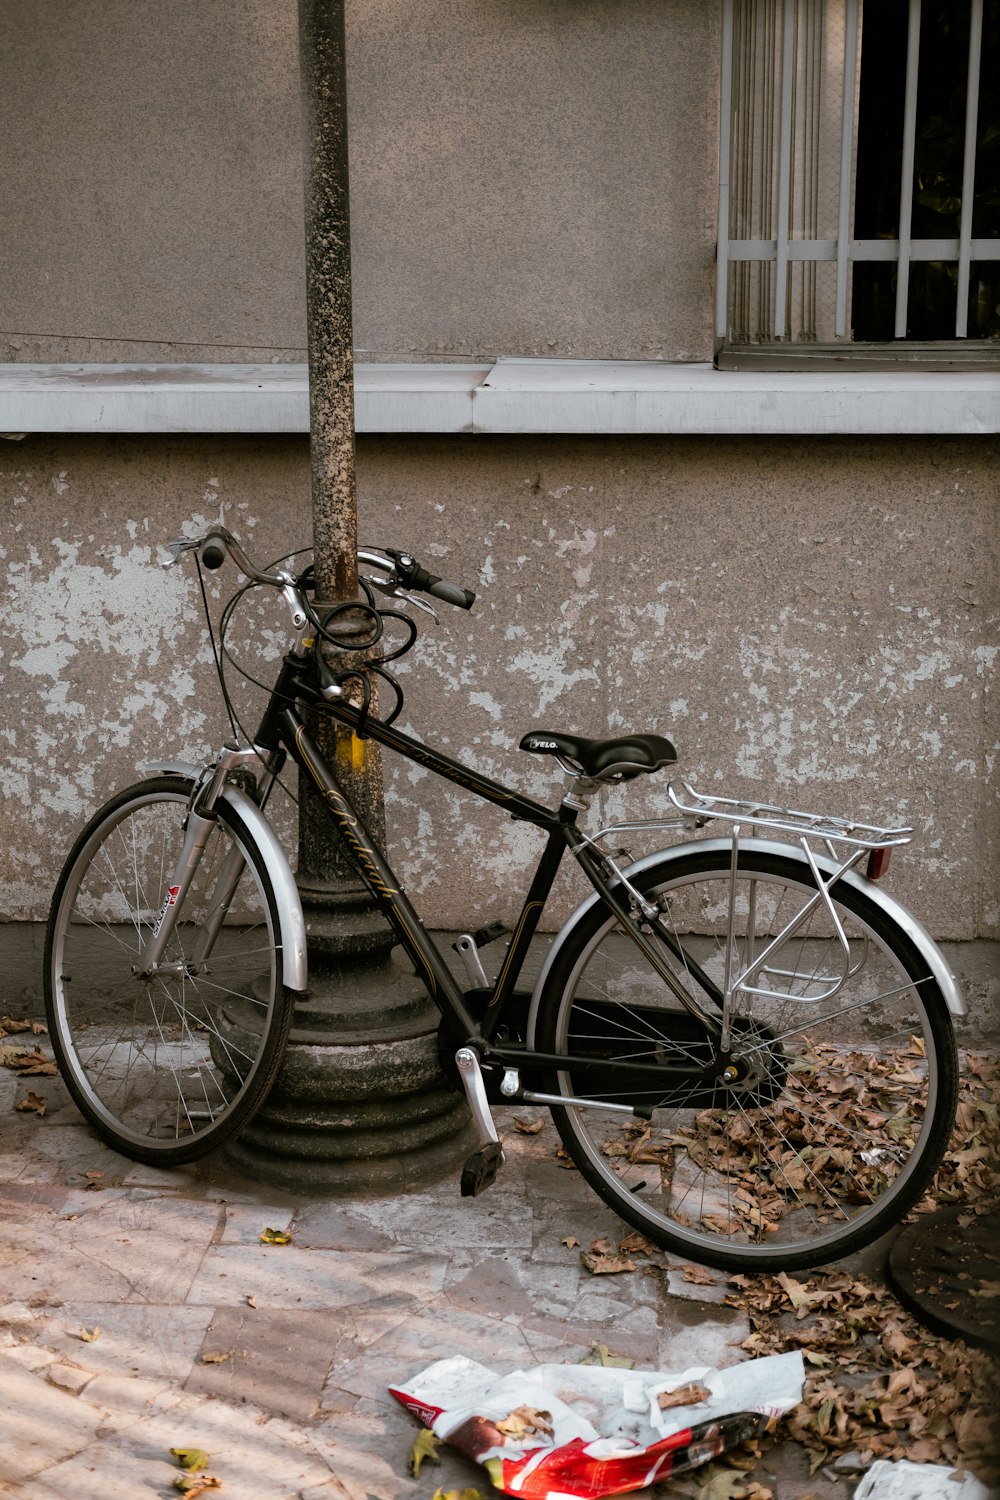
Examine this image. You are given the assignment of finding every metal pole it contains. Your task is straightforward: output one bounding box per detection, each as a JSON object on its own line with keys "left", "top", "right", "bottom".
{"left": 296, "top": 0, "right": 386, "bottom": 885}
{"left": 299, "top": 0, "right": 357, "bottom": 606}
{"left": 227, "top": 0, "right": 475, "bottom": 1191}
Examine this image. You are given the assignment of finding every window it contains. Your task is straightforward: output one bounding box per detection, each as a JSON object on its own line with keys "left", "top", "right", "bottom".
{"left": 717, "top": 0, "right": 1000, "bottom": 362}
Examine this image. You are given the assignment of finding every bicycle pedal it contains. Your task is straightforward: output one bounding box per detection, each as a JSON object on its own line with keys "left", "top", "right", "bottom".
{"left": 471, "top": 920, "right": 508, "bottom": 949}
{"left": 460, "top": 1140, "right": 504, "bottom": 1198}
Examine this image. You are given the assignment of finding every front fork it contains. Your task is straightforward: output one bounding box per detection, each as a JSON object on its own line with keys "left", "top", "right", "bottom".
{"left": 136, "top": 805, "right": 218, "bottom": 978}
{"left": 136, "top": 746, "right": 271, "bottom": 978}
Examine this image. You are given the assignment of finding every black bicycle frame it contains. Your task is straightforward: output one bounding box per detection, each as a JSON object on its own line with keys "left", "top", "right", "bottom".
{"left": 253, "top": 654, "right": 718, "bottom": 1082}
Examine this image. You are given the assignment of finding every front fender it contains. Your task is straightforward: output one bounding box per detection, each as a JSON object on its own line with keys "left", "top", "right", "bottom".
{"left": 527, "top": 836, "right": 964, "bottom": 1045}
{"left": 144, "top": 761, "right": 307, "bottom": 994}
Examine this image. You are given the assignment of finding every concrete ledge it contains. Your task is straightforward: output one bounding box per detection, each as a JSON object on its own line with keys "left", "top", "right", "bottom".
{"left": 478, "top": 359, "right": 1000, "bottom": 436}
{"left": 1, "top": 358, "right": 997, "bottom": 436}
{"left": 0, "top": 363, "right": 488, "bottom": 437}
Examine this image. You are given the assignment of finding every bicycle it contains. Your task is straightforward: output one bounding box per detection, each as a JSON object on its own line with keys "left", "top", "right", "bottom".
{"left": 44, "top": 527, "right": 964, "bottom": 1271}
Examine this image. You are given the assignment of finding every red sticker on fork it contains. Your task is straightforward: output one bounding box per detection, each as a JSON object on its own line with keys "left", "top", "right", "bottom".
{"left": 152, "top": 884, "right": 181, "bottom": 936}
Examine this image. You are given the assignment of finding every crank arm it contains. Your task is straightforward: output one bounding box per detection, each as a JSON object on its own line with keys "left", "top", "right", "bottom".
{"left": 455, "top": 1048, "right": 503, "bottom": 1153}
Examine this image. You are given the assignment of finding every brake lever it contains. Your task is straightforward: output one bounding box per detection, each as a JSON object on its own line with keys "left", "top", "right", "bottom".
{"left": 162, "top": 536, "right": 200, "bottom": 568}
{"left": 361, "top": 574, "right": 439, "bottom": 620}
{"left": 395, "top": 590, "right": 438, "bottom": 620}
{"left": 360, "top": 572, "right": 399, "bottom": 599}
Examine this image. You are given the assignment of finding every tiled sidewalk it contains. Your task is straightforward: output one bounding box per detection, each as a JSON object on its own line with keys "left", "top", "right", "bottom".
{"left": 0, "top": 1054, "right": 904, "bottom": 1500}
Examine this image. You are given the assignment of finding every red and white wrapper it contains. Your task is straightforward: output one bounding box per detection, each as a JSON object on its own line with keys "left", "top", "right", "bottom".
{"left": 389, "top": 1350, "right": 804, "bottom": 1498}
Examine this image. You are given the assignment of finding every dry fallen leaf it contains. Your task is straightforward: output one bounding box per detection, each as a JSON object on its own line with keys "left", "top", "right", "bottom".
{"left": 246, "top": 1295, "right": 257, "bottom": 1309}
{"left": 513, "top": 1117, "right": 543, "bottom": 1135}
{"left": 682, "top": 1263, "right": 719, "bottom": 1285}
{"left": 3, "top": 1048, "right": 58, "bottom": 1076}
{"left": 496, "top": 1405, "right": 554, "bottom": 1441}
{"left": 578, "top": 1242, "right": 632, "bottom": 1278}
{"left": 173, "top": 1477, "right": 221, "bottom": 1496}
{"left": 560, "top": 1236, "right": 580, "bottom": 1249}
{"left": 200, "top": 1351, "right": 231, "bottom": 1365}
{"left": 79, "top": 1326, "right": 100, "bottom": 1342}
{"left": 408, "top": 1428, "right": 441, "bottom": 1477}
{"left": 171, "top": 1448, "right": 209, "bottom": 1472}
{"left": 580, "top": 1343, "right": 634, "bottom": 1369}
{"left": 696, "top": 1466, "right": 772, "bottom": 1500}
{"left": 881, "top": 1320, "right": 916, "bottom": 1360}
{"left": 258, "top": 1227, "right": 292, "bottom": 1245}
{"left": 658, "top": 1381, "right": 712, "bottom": 1410}
{"left": 618, "top": 1231, "right": 655, "bottom": 1255}
{"left": 776, "top": 1272, "right": 832, "bottom": 1319}
{"left": 15, "top": 1090, "right": 47, "bottom": 1116}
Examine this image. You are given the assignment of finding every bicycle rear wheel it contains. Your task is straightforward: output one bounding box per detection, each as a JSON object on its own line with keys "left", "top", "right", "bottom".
{"left": 44, "top": 776, "right": 294, "bottom": 1164}
{"left": 536, "top": 845, "right": 958, "bottom": 1270}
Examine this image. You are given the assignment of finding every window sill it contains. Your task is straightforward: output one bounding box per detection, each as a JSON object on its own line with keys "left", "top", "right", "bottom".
{"left": 0, "top": 358, "right": 996, "bottom": 437}
{"left": 717, "top": 342, "right": 1000, "bottom": 373}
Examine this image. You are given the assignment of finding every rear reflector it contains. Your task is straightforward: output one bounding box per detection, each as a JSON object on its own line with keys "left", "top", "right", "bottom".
{"left": 866, "top": 847, "right": 892, "bottom": 880}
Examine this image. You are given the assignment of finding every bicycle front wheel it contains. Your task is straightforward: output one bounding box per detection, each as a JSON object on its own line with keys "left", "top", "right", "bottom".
{"left": 536, "top": 846, "right": 958, "bottom": 1271}
{"left": 45, "top": 776, "right": 294, "bottom": 1164}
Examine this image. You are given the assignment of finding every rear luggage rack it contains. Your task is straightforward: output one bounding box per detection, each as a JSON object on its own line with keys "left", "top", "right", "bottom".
{"left": 665, "top": 780, "right": 912, "bottom": 851}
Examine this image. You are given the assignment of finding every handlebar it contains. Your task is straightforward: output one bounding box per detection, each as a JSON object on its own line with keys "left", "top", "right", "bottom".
{"left": 165, "top": 527, "right": 476, "bottom": 611}
{"left": 381, "top": 548, "right": 476, "bottom": 610}
{"left": 165, "top": 526, "right": 289, "bottom": 586}
{"left": 199, "top": 540, "right": 228, "bottom": 571}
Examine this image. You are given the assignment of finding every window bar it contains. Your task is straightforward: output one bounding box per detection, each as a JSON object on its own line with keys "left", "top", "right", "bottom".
{"left": 772, "top": 0, "right": 797, "bottom": 338}
{"left": 745, "top": 0, "right": 759, "bottom": 336}
{"left": 734, "top": 0, "right": 748, "bottom": 339}
{"left": 956, "top": 0, "right": 984, "bottom": 337}
{"left": 803, "top": 0, "right": 820, "bottom": 338}
{"left": 835, "top": 0, "right": 860, "bottom": 338}
{"left": 894, "top": 0, "right": 922, "bottom": 339}
{"left": 717, "top": 0, "right": 736, "bottom": 340}
{"left": 760, "top": 0, "right": 775, "bottom": 340}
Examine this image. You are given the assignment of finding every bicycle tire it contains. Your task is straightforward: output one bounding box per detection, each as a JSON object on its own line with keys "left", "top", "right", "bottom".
{"left": 536, "top": 845, "right": 958, "bottom": 1271}
{"left": 44, "top": 776, "right": 294, "bottom": 1164}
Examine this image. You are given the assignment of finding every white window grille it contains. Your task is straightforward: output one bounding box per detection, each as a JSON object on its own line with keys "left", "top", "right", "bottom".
{"left": 717, "top": 0, "right": 1000, "bottom": 350}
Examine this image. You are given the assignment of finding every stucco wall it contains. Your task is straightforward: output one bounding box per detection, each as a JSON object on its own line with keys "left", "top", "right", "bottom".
{"left": 1, "top": 433, "right": 995, "bottom": 940}
{"left": 0, "top": 0, "right": 719, "bottom": 366}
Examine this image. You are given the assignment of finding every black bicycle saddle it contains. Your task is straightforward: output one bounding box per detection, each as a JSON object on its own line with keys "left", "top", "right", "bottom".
{"left": 519, "top": 731, "right": 677, "bottom": 781}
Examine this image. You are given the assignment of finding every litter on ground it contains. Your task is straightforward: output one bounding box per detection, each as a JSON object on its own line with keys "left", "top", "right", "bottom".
{"left": 390, "top": 1350, "right": 805, "bottom": 1498}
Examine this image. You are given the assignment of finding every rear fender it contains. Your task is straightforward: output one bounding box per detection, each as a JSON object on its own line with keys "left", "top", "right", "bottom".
{"left": 526, "top": 836, "right": 964, "bottom": 1045}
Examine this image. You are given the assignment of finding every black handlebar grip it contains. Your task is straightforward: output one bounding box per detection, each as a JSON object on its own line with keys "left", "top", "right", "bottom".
{"left": 200, "top": 540, "right": 227, "bottom": 570}
{"left": 383, "top": 548, "right": 475, "bottom": 609}
{"left": 427, "top": 576, "right": 476, "bottom": 609}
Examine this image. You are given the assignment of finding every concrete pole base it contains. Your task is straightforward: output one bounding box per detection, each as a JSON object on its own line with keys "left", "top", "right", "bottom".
{"left": 224, "top": 897, "right": 478, "bottom": 1194}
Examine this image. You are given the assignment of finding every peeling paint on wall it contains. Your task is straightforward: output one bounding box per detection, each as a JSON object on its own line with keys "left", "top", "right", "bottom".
{"left": 1, "top": 435, "right": 997, "bottom": 943}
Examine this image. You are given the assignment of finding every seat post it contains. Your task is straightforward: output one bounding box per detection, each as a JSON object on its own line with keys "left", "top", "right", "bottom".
{"left": 561, "top": 774, "right": 600, "bottom": 814}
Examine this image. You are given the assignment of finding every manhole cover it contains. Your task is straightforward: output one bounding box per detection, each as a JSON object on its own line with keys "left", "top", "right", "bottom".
{"left": 888, "top": 1205, "right": 1000, "bottom": 1352}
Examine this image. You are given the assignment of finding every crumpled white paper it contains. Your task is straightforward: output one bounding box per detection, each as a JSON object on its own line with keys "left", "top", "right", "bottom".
{"left": 854, "top": 1460, "right": 996, "bottom": 1500}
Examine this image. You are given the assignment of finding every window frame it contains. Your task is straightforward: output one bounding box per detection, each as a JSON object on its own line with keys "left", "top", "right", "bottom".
{"left": 716, "top": 0, "right": 1000, "bottom": 363}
